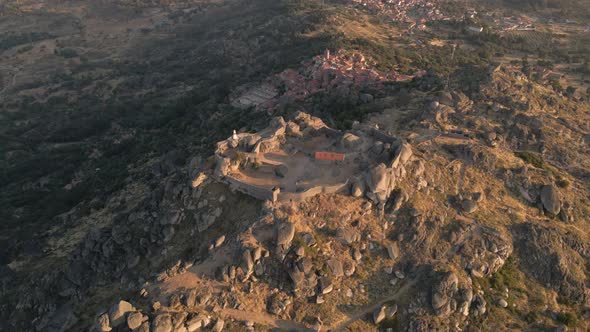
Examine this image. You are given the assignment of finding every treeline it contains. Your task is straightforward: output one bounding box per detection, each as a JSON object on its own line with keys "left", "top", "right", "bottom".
{"left": 503, "top": 0, "right": 590, "bottom": 18}
{"left": 0, "top": 32, "right": 54, "bottom": 50}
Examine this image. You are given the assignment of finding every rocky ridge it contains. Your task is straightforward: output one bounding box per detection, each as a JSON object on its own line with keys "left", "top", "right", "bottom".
{"left": 2, "top": 51, "right": 590, "bottom": 332}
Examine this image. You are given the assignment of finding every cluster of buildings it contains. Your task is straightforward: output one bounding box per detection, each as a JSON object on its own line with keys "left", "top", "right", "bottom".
{"left": 349, "top": 0, "right": 461, "bottom": 31}
{"left": 347, "top": 1, "right": 540, "bottom": 35}
{"left": 231, "top": 49, "right": 424, "bottom": 113}
{"left": 496, "top": 16, "right": 536, "bottom": 32}
{"left": 272, "top": 49, "right": 413, "bottom": 98}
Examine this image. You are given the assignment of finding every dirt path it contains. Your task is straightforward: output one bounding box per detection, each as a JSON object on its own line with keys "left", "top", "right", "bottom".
{"left": 330, "top": 279, "right": 418, "bottom": 332}
{"left": 457, "top": 161, "right": 467, "bottom": 195}
{"left": 220, "top": 308, "right": 315, "bottom": 331}
{"left": 211, "top": 279, "right": 417, "bottom": 332}
{"left": 0, "top": 65, "right": 17, "bottom": 95}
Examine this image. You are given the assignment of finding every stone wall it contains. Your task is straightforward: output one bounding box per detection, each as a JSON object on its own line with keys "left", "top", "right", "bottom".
{"left": 223, "top": 176, "right": 276, "bottom": 201}
{"left": 221, "top": 175, "right": 349, "bottom": 203}
{"left": 278, "top": 181, "right": 349, "bottom": 202}
{"left": 369, "top": 127, "right": 399, "bottom": 145}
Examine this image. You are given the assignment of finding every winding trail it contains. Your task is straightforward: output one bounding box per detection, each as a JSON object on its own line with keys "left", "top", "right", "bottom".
{"left": 329, "top": 279, "right": 418, "bottom": 332}
{"left": 214, "top": 279, "right": 417, "bottom": 331}
{"left": 220, "top": 308, "right": 314, "bottom": 331}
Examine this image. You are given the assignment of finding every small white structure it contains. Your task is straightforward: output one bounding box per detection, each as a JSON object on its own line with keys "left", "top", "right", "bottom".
{"left": 232, "top": 130, "right": 238, "bottom": 141}
{"left": 467, "top": 26, "right": 483, "bottom": 34}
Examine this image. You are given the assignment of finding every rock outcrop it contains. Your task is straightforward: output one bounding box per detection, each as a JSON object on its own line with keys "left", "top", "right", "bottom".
{"left": 540, "top": 184, "right": 561, "bottom": 215}
{"left": 513, "top": 223, "right": 589, "bottom": 304}
{"left": 431, "top": 271, "right": 459, "bottom": 317}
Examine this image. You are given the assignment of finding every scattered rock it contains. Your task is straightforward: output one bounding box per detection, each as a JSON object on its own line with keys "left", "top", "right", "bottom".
{"left": 319, "top": 277, "right": 333, "bottom": 295}
{"left": 97, "top": 313, "right": 112, "bottom": 332}
{"left": 214, "top": 235, "right": 226, "bottom": 248}
{"left": 472, "top": 294, "right": 487, "bottom": 316}
{"left": 366, "top": 163, "right": 395, "bottom": 202}
{"left": 391, "top": 142, "right": 413, "bottom": 169}
{"left": 386, "top": 304, "right": 398, "bottom": 318}
{"left": 297, "top": 257, "right": 314, "bottom": 274}
{"left": 187, "top": 315, "right": 207, "bottom": 332}
{"left": 346, "top": 288, "right": 353, "bottom": 297}
{"left": 252, "top": 246, "right": 262, "bottom": 262}
{"left": 294, "top": 246, "right": 305, "bottom": 257}
{"left": 390, "top": 189, "right": 409, "bottom": 213}
{"left": 385, "top": 241, "right": 400, "bottom": 260}
{"left": 461, "top": 199, "right": 478, "bottom": 214}
{"left": 325, "top": 258, "right": 344, "bottom": 277}
{"left": 439, "top": 91, "right": 454, "bottom": 106}
{"left": 185, "top": 289, "right": 197, "bottom": 307}
{"left": 431, "top": 271, "right": 459, "bottom": 317}
{"left": 286, "top": 122, "right": 302, "bottom": 137}
{"left": 360, "top": 93, "right": 374, "bottom": 104}
{"left": 276, "top": 222, "right": 295, "bottom": 248}
{"left": 342, "top": 133, "right": 362, "bottom": 148}
{"left": 353, "top": 249, "right": 362, "bottom": 262}
{"left": 152, "top": 314, "right": 172, "bottom": 332}
{"left": 168, "top": 293, "right": 181, "bottom": 308}
{"left": 343, "top": 260, "right": 356, "bottom": 277}
{"left": 242, "top": 249, "right": 254, "bottom": 274}
{"left": 127, "top": 312, "right": 144, "bottom": 330}
{"left": 289, "top": 268, "right": 305, "bottom": 288}
{"left": 373, "top": 305, "right": 387, "bottom": 324}
{"left": 212, "top": 319, "right": 225, "bottom": 332}
{"left": 108, "top": 300, "right": 135, "bottom": 328}
{"left": 540, "top": 184, "right": 561, "bottom": 215}
{"left": 267, "top": 293, "right": 291, "bottom": 315}
{"left": 337, "top": 227, "right": 360, "bottom": 245}
{"left": 351, "top": 181, "right": 364, "bottom": 197}
{"left": 173, "top": 312, "right": 188, "bottom": 329}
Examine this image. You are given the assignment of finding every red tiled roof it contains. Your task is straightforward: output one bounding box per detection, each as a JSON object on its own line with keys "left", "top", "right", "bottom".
{"left": 315, "top": 151, "right": 346, "bottom": 161}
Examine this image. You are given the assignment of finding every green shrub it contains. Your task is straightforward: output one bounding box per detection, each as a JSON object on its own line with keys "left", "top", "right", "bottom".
{"left": 56, "top": 48, "right": 79, "bottom": 58}
{"left": 490, "top": 256, "right": 519, "bottom": 290}
{"left": 556, "top": 178, "right": 570, "bottom": 188}
{"left": 515, "top": 151, "right": 544, "bottom": 169}
{"left": 555, "top": 312, "right": 577, "bottom": 327}
{"left": 17, "top": 45, "right": 33, "bottom": 53}
{"left": 525, "top": 311, "right": 539, "bottom": 324}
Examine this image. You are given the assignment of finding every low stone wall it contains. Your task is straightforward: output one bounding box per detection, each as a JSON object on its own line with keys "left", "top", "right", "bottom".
{"left": 278, "top": 181, "right": 349, "bottom": 202}
{"left": 370, "top": 128, "right": 399, "bottom": 145}
{"left": 223, "top": 176, "right": 275, "bottom": 201}
{"left": 219, "top": 175, "right": 349, "bottom": 203}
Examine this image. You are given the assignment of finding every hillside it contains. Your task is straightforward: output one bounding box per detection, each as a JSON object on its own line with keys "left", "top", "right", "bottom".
{"left": 1, "top": 0, "right": 590, "bottom": 331}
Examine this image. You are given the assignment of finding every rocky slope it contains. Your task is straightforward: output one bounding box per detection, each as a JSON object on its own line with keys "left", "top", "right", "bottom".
{"left": 1, "top": 0, "right": 590, "bottom": 331}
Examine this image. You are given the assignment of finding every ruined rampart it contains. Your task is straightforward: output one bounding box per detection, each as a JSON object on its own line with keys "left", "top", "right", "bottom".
{"left": 369, "top": 128, "right": 399, "bottom": 145}
{"left": 278, "top": 181, "right": 349, "bottom": 202}
{"left": 220, "top": 175, "right": 349, "bottom": 203}
{"left": 223, "top": 176, "right": 275, "bottom": 201}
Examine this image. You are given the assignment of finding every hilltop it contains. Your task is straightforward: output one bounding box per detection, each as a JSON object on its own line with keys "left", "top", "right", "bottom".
{"left": 1, "top": 0, "right": 590, "bottom": 331}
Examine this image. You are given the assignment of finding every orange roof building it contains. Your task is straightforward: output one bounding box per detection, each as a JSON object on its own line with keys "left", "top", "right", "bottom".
{"left": 314, "top": 151, "right": 345, "bottom": 161}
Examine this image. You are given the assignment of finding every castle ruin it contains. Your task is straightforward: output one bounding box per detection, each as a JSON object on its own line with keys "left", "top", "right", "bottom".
{"left": 213, "top": 112, "right": 414, "bottom": 206}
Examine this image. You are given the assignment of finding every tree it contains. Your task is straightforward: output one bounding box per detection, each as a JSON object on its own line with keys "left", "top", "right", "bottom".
{"left": 565, "top": 85, "right": 577, "bottom": 96}
{"left": 550, "top": 79, "right": 563, "bottom": 93}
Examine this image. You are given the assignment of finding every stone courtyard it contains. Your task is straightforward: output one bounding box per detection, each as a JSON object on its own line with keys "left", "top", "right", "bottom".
{"left": 213, "top": 111, "right": 414, "bottom": 205}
